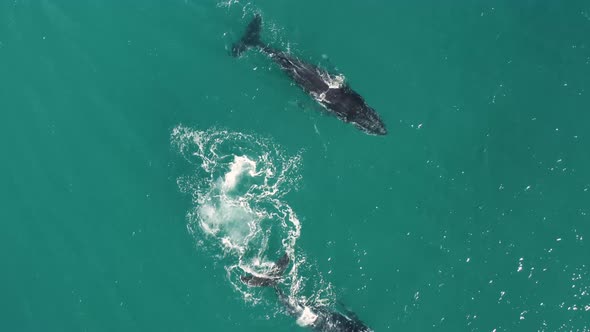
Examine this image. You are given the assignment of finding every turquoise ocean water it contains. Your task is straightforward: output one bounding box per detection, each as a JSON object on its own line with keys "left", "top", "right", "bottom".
{"left": 2, "top": 1, "right": 590, "bottom": 331}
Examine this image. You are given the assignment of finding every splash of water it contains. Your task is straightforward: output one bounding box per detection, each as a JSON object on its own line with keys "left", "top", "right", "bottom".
{"left": 171, "top": 125, "right": 319, "bottom": 304}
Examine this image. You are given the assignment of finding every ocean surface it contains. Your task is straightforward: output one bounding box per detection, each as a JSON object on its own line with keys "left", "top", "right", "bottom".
{"left": 2, "top": 1, "right": 590, "bottom": 331}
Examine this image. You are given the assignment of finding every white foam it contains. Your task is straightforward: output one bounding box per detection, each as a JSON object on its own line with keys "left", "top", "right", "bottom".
{"left": 223, "top": 156, "right": 258, "bottom": 191}
{"left": 171, "top": 126, "right": 306, "bottom": 301}
{"left": 319, "top": 71, "right": 346, "bottom": 89}
{"left": 171, "top": 125, "right": 335, "bottom": 324}
{"left": 296, "top": 306, "right": 318, "bottom": 326}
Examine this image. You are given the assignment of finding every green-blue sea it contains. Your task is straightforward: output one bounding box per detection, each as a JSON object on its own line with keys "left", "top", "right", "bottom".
{"left": 2, "top": 1, "right": 590, "bottom": 331}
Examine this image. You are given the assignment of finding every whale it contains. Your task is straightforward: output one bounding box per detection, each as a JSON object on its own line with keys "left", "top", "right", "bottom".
{"left": 241, "top": 254, "right": 373, "bottom": 332}
{"left": 231, "top": 15, "right": 387, "bottom": 136}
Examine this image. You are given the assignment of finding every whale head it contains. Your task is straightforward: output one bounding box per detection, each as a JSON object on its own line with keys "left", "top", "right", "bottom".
{"left": 351, "top": 105, "right": 387, "bottom": 136}
{"left": 325, "top": 87, "right": 387, "bottom": 136}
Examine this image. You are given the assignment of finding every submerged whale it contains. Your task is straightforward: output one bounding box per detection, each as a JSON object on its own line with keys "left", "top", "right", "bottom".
{"left": 241, "top": 254, "right": 373, "bottom": 332}
{"left": 231, "top": 15, "right": 387, "bottom": 136}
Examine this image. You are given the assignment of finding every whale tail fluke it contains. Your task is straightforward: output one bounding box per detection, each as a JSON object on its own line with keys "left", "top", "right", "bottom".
{"left": 240, "top": 253, "right": 290, "bottom": 287}
{"left": 231, "top": 14, "right": 263, "bottom": 57}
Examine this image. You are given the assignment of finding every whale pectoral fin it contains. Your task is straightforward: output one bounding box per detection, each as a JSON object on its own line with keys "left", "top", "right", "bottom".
{"left": 240, "top": 274, "right": 277, "bottom": 287}
{"left": 240, "top": 253, "right": 290, "bottom": 287}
